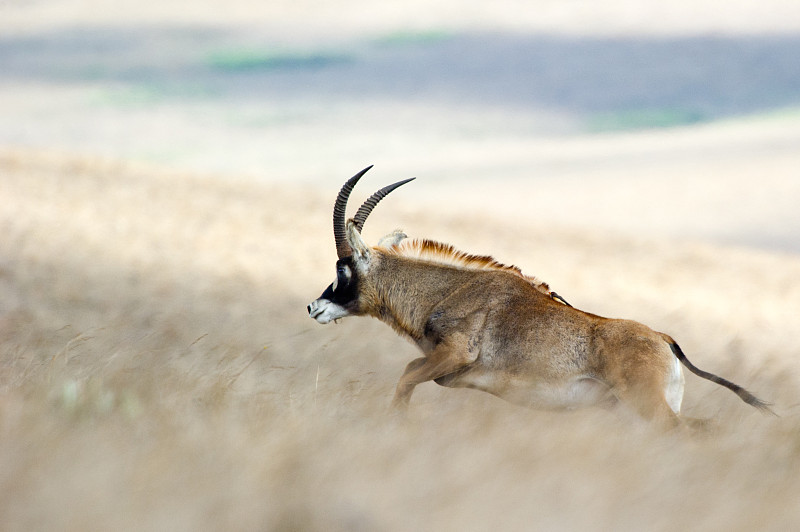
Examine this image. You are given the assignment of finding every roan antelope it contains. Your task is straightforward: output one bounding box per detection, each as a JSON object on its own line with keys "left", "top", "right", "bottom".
{"left": 307, "top": 166, "right": 774, "bottom": 427}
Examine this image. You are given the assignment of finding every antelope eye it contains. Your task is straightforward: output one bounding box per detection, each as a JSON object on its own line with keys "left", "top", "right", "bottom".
{"left": 333, "top": 264, "right": 351, "bottom": 291}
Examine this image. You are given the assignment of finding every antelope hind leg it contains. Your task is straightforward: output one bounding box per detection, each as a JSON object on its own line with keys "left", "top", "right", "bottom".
{"left": 612, "top": 373, "right": 683, "bottom": 430}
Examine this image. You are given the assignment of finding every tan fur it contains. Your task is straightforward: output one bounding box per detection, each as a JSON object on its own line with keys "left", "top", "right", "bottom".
{"left": 326, "top": 221, "right": 771, "bottom": 429}
{"left": 382, "top": 238, "right": 559, "bottom": 302}
{"left": 335, "top": 222, "right": 682, "bottom": 428}
{"left": 311, "top": 195, "right": 771, "bottom": 429}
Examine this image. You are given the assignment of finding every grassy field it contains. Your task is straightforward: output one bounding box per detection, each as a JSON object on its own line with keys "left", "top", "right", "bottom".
{"left": 2, "top": 150, "right": 800, "bottom": 531}
{"left": 2, "top": 0, "right": 800, "bottom": 529}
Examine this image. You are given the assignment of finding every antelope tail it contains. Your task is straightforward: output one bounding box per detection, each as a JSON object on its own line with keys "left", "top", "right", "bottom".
{"left": 663, "top": 336, "right": 777, "bottom": 416}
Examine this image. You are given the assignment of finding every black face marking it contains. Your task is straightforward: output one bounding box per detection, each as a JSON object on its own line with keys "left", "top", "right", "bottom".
{"left": 318, "top": 257, "right": 360, "bottom": 309}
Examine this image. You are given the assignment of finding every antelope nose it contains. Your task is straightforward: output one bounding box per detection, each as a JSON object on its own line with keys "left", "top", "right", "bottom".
{"left": 307, "top": 304, "right": 312, "bottom": 314}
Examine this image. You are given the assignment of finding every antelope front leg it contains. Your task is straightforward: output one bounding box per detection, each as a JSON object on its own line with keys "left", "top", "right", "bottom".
{"left": 390, "top": 341, "right": 475, "bottom": 411}
{"left": 390, "top": 357, "right": 428, "bottom": 410}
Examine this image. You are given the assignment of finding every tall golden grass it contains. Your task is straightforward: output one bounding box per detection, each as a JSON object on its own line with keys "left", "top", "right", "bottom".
{"left": 2, "top": 150, "right": 799, "bottom": 531}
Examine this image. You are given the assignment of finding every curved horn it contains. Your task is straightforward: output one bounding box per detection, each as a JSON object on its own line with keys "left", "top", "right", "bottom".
{"left": 334, "top": 165, "right": 373, "bottom": 259}
{"left": 352, "top": 177, "right": 416, "bottom": 233}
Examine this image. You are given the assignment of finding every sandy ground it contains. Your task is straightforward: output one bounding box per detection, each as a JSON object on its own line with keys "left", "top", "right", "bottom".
{"left": 2, "top": 1, "right": 800, "bottom": 530}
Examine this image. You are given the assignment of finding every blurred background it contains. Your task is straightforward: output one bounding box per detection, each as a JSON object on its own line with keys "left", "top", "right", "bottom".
{"left": 2, "top": 2, "right": 800, "bottom": 530}
{"left": 2, "top": 0, "right": 799, "bottom": 251}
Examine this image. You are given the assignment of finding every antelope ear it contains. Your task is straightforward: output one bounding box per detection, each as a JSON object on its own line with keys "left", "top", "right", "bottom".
{"left": 346, "top": 219, "right": 371, "bottom": 265}
{"left": 377, "top": 229, "right": 407, "bottom": 249}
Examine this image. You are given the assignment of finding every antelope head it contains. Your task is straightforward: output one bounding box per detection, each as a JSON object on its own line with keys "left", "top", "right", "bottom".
{"left": 307, "top": 166, "right": 415, "bottom": 324}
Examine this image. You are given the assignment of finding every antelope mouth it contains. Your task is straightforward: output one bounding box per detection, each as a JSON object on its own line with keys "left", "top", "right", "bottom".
{"left": 308, "top": 298, "right": 348, "bottom": 324}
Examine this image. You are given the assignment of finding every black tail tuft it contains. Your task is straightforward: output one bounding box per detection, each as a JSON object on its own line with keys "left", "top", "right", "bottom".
{"left": 667, "top": 340, "right": 777, "bottom": 417}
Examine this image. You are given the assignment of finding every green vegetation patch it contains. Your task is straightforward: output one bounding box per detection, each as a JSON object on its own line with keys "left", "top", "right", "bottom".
{"left": 90, "top": 84, "right": 217, "bottom": 108}
{"left": 206, "top": 49, "right": 353, "bottom": 72}
{"left": 587, "top": 108, "right": 706, "bottom": 132}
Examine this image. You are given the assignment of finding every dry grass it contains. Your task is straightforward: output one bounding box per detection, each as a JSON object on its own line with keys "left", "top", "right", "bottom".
{"left": 1, "top": 150, "right": 800, "bottom": 531}
{"left": 3, "top": 0, "right": 799, "bottom": 529}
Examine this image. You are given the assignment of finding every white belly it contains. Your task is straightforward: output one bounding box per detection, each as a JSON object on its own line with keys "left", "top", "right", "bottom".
{"left": 452, "top": 370, "right": 615, "bottom": 411}
{"left": 511, "top": 377, "right": 615, "bottom": 410}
